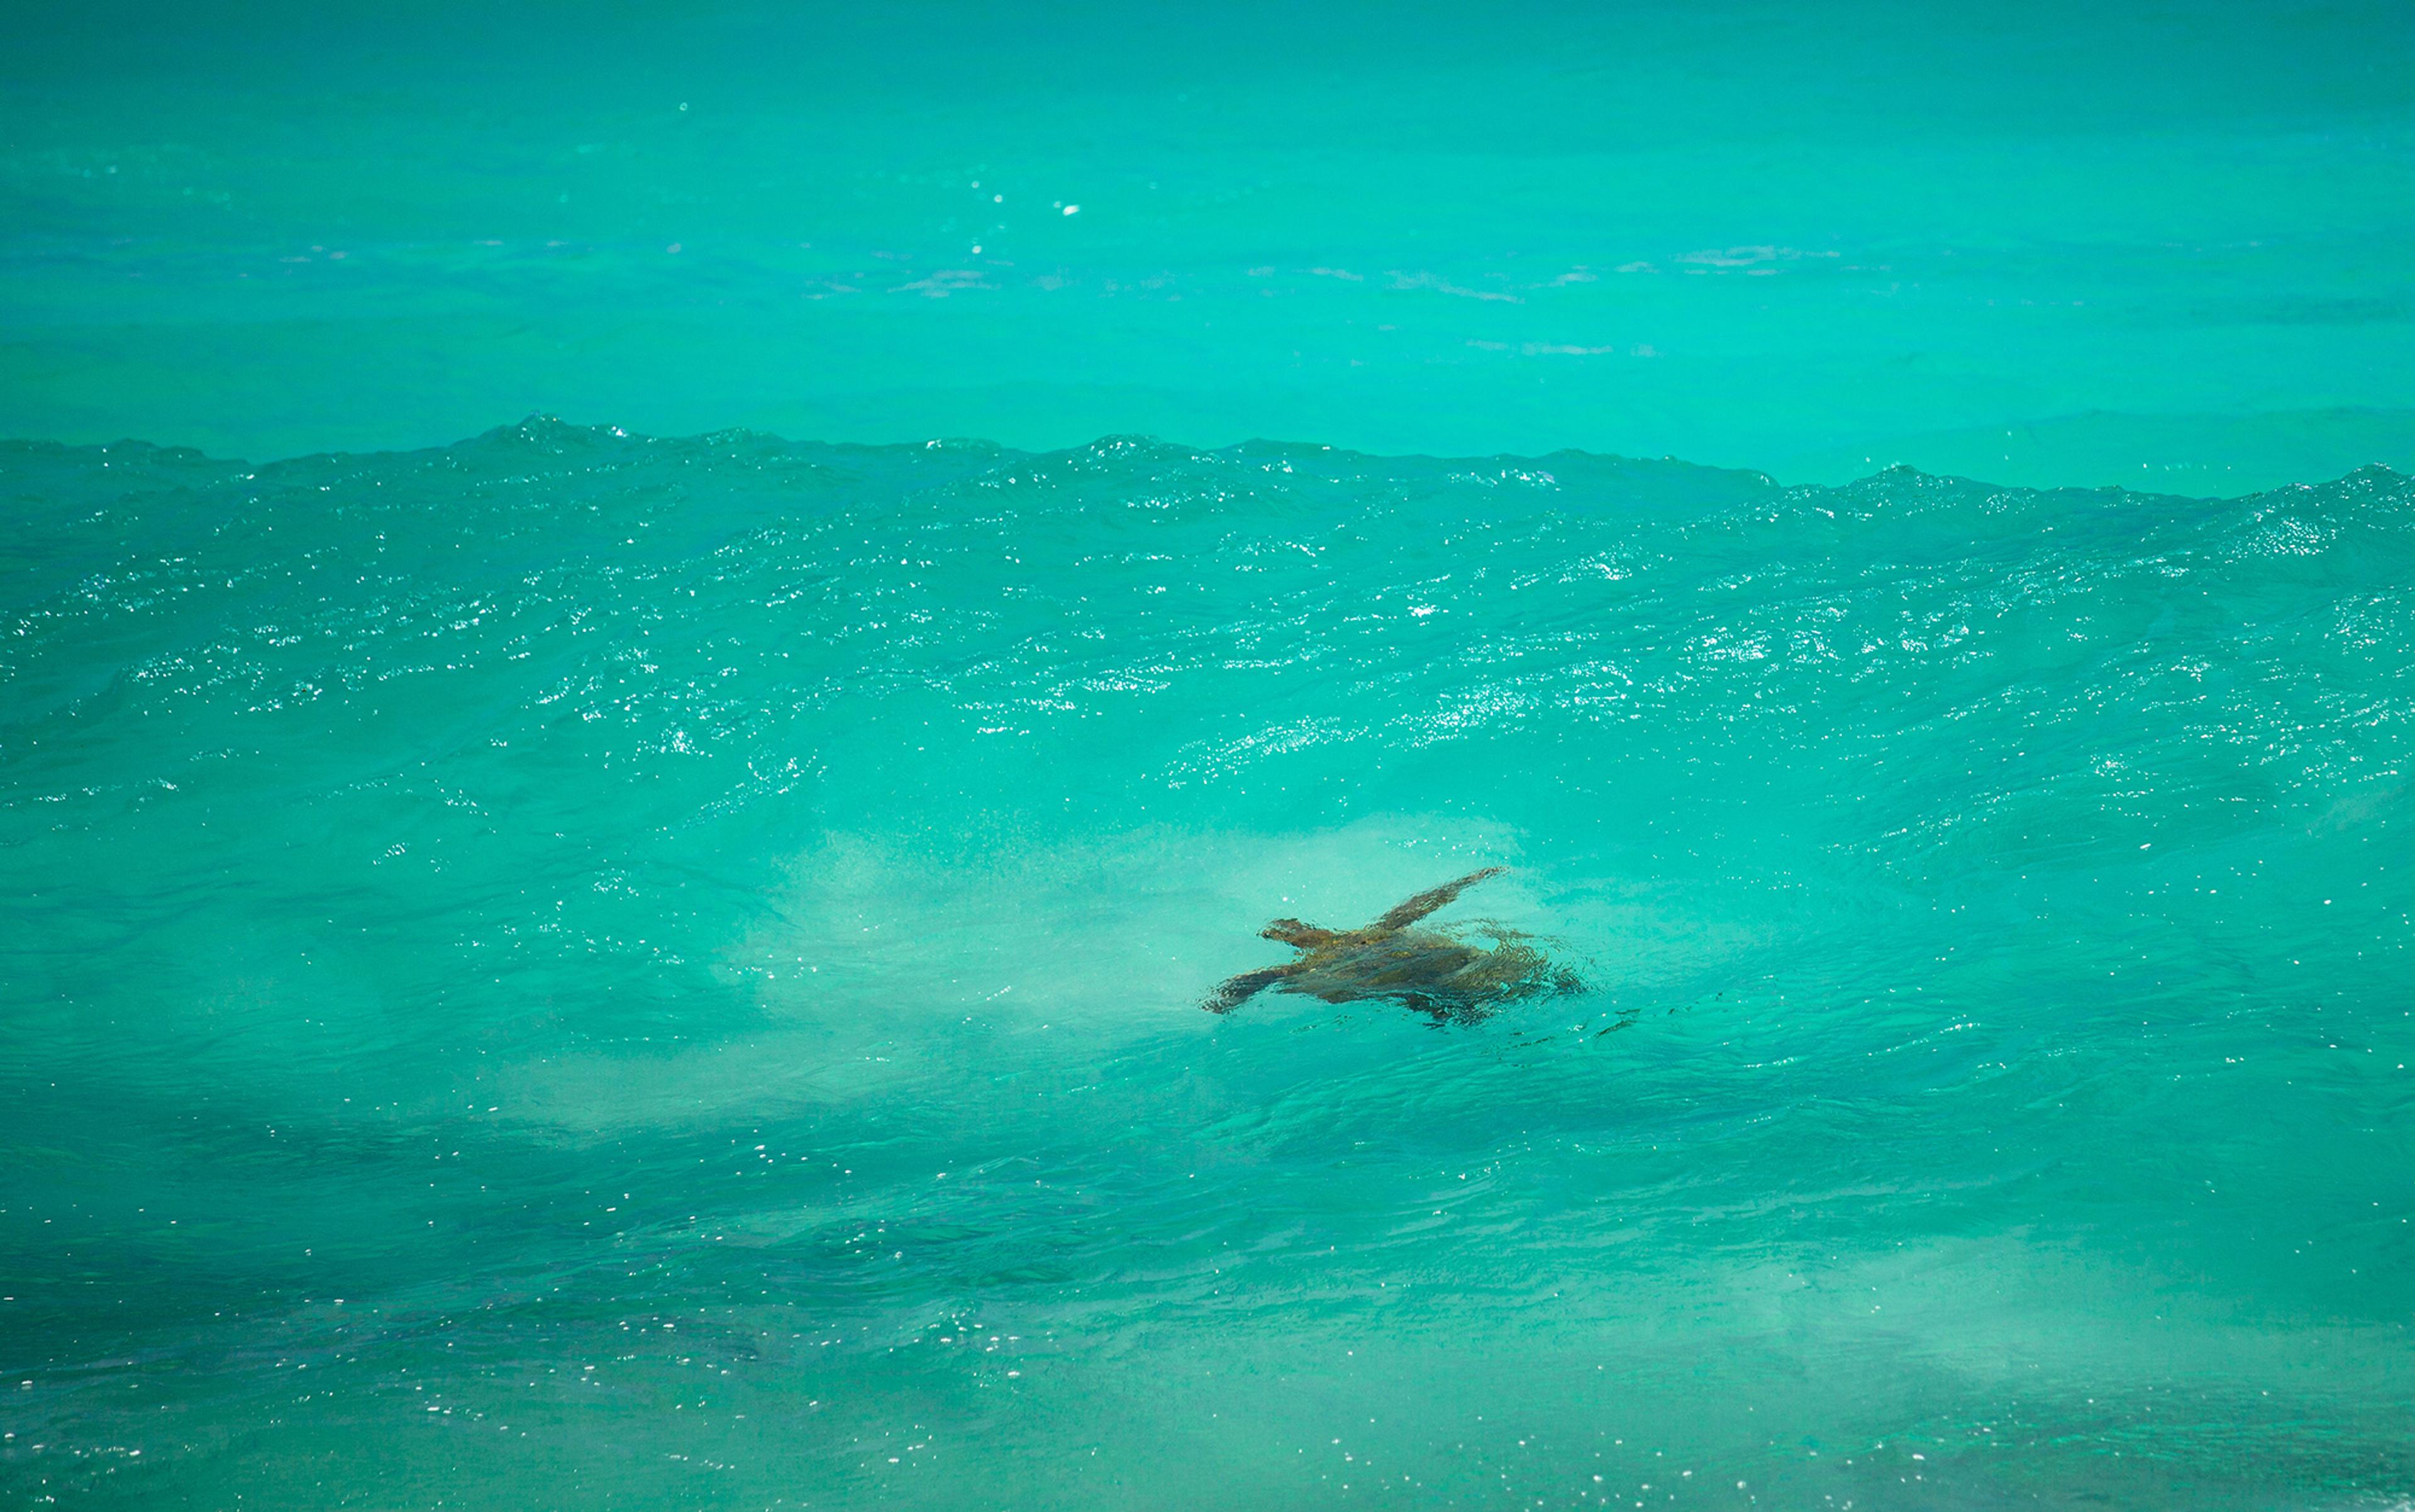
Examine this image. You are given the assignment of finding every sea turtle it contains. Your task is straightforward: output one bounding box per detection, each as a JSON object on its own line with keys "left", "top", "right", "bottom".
{"left": 1202, "top": 867, "right": 1580, "bottom": 1024}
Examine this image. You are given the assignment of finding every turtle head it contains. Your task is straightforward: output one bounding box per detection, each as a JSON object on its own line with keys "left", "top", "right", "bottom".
{"left": 1260, "top": 918, "right": 1340, "bottom": 948}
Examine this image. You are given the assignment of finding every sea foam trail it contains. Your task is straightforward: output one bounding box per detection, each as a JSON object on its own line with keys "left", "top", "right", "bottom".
{"left": 3, "top": 423, "right": 2410, "bottom": 1509}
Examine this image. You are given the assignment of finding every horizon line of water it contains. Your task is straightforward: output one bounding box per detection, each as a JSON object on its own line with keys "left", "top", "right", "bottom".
{"left": 11, "top": 412, "right": 2412, "bottom": 501}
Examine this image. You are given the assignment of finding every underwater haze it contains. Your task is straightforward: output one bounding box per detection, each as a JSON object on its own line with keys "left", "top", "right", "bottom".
{"left": 3, "top": 426, "right": 2411, "bottom": 1507}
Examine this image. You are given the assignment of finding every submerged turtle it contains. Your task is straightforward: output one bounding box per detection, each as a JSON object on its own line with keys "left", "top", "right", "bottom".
{"left": 1203, "top": 867, "right": 1581, "bottom": 1024}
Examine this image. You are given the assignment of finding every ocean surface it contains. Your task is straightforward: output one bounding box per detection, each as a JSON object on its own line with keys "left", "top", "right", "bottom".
{"left": 5, "top": 0, "right": 2414, "bottom": 486}
{"left": 3, "top": 423, "right": 2409, "bottom": 1508}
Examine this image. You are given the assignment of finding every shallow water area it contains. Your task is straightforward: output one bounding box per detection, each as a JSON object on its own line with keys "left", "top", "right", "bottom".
{"left": 3, "top": 425, "right": 2412, "bottom": 1509}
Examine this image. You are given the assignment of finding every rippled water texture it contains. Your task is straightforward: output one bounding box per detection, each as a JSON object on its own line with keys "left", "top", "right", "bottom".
{"left": 8, "top": 0, "right": 2415, "bottom": 485}
{"left": 4, "top": 425, "right": 2411, "bottom": 1508}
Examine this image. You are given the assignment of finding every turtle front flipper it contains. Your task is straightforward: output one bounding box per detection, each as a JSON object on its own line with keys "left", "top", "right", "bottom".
{"left": 1202, "top": 965, "right": 1297, "bottom": 1014}
{"left": 1372, "top": 867, "right": 1504, "bottom": 930}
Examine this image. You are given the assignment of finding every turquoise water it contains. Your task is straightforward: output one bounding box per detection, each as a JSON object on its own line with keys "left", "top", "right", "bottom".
{"left": 4, "top": 0, "right": 2414, "bottom": 486}
{"left": 8, "top": 1, "right": 2415, "bottom": 1506}
{"left": 4, "top": 425, "right": 2410, "bottom": 1507}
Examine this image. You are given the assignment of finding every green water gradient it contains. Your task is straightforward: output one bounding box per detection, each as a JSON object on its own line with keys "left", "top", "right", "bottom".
{"left": 4, "top": 0, "right": 2414, "bottom": 486}
{"left": 3, "top": 425, "right": 2410, "bottom": 1507}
